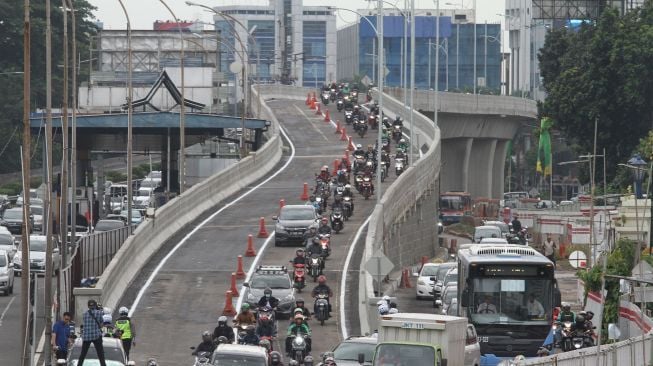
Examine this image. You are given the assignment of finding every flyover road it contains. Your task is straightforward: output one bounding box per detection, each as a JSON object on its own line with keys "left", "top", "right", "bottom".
{"left": 120, "top": 97, "right": 405, "bottom": 365}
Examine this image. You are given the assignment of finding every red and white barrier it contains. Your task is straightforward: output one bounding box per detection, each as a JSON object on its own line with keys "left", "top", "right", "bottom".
{"left": 619, "top": 300, "right": 653, "bottom": 338}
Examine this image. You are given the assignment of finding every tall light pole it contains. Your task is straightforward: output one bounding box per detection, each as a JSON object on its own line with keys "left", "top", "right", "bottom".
{"left": 68, "top": 0, "right": 78, "bottom": 248}
{"left": 159, "top": 0, "right": 185, "bottom": 194}
{"left": 409, "top": 0, "right": 416, "bottom": 166}
{"left": 59, "top": 1, "right": 69, "bottom": 301}
{"left": 117, "top": 0, "right": 132, "bottom": 230}
{"left": 376, "top": 0, "right": 384, "bottom": 204}
{"left": 472, "top": 0, "right": 476, "bottom": 94}
{"left": 44, "top": 1, "right": 55, "bottom": 363}
{"left": 20, "top": 0, "right": 31, "bottom": 364}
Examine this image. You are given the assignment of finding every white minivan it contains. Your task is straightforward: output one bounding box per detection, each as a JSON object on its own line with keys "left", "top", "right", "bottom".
{"left": 473, "top": 225, "right": 502, "bottom": 243}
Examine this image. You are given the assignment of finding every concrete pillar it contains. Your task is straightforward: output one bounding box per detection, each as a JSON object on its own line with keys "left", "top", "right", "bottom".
{"left": 493, "top": 140, "right": 509, "bottom": 199}
{"left": 462, "top": 138, "right": 473, "bottom": 193}
{"left": 441, "top": 138, "right": 472, "bottom": 193}
{"left": 161, "top": 134, "right": 180, "bottom": 194}
{"left": 467, "top": 139, "right": 494, "bottom": 198}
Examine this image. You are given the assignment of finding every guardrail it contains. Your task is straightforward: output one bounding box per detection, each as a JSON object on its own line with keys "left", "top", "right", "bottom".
{"left": 70, "top": 226, "right": 132, "bottom": 281}
{"left": 518, "top": 333, "right": 652, "bottom": 365}
{"left": 73, "top": 84, "right": 313, "bottom": 318}
{"left": 359, "top": 89, "right": 441, "bottom": 334}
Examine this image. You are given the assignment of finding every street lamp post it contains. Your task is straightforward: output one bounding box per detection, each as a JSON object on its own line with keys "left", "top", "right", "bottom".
{"left": 117, "top": 0, "right": 133, "bottom": 232}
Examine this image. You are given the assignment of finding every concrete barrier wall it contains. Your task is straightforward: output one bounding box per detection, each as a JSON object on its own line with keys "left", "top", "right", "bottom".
{"left": 73, "top": 84, "right": 310, "bottom": 317}
{"left": 359, "top": 90, "right": 441, "bottom": 334}
{"left": 384, "top": 87, "right": 537, "bottom": 118}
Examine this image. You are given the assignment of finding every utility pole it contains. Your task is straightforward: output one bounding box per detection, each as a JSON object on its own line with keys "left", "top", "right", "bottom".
{"left": 21, "top": 0, "right": 31, "bottom": 364}
{"left": 118, "top": 0, "right": 133, "bottom": 234}
{"left": 44, "top": 0, "right": 55, "bottom": 364}
{"left": 70, "top": 0, "right": 77, "bottom": 253}
{"left": 409, "top": 0, "right": 415, "bottom": 166}
{"left": 376, "top": 0, "right": 384, "bottom": 204}
{"left": 60, "top": 0, "right": 69, "bottom": 301}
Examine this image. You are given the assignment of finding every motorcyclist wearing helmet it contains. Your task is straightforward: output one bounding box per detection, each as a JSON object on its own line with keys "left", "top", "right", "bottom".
{"left": 270, "top": 351, "right": 284, "bottom": 366}
{"left": 393, "top": 116, "right": 403, "bottom": 127}
{"left": 259, "top": 339, "right": 272, "bottom": 354}
{"left": 317, "top": 217, "right": 332, "bottom": 235}
{"left": 286, "top": 314, "right": 312, "bottom": 356}
{"left": 557, "top": 303, "right": 575, "bottom": 322}
{"left": 398, "top": 138, "right": 409, "bottom": 152}
{"left": 331, "top": 195, "right": 344, "bottom": 212}
{"left": 193, "top": 331, "right": 217, "bottom": 355}
{"left": 292, "top": 249, "right": 307, "bottom": 266}
{"left": 295, "top": 298, "right": 311, "bottom": 320}
{"left": 317, "top": 166, "right": 330, "bottom": 182}
{"left": 574, "top": 312, "right": 587, "bottom": 332}
{"left": 306, "top": 237, "right": 324, "bottom": 264}
{"left": 115, "top": 306, "right": 136, "bottom": 359}
{"left": 303, "top": 226, "right": 318, "bottom": 247}
{"left": 234, "top": 304, "right": 256, "bottom": 326}
{"left": 365, "top": 145, "right": 375, "bottom": 161}
{"left": 258, "top": 287, "right": 280, "bottom": 309}
{"left": 353, "top": 144, "right": 365, "bottom": 158}
{"left": 312, "top": 275, "right": 334, "bottom": 315}
{"left": 342, "top": 184, "right": 354, "bottom": 213}
{"left": 240, "top": 325, "right": 260, "bottom": 345}
{"left": 213, "top": 316, "right": 235, "bottom": 344}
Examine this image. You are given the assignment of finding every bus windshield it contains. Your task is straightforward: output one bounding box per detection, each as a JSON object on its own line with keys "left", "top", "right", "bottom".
{"left": 440, "top": 195, "right": 469, "bottom": 211}
{"left": 468, "top": 277, "right": 552, "bottom": 325}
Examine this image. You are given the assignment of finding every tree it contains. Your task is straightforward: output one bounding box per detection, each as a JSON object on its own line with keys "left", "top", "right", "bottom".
{"left": 0, "top": 0, "right": 97, "bottom": 174}
{"left": 539, "top": 2, "right": 653, "bottom": 185}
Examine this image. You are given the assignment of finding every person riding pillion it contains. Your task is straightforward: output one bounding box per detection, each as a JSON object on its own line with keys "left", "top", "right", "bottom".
{"left": 285, "top": 314, "right": 312, "bottom": 356}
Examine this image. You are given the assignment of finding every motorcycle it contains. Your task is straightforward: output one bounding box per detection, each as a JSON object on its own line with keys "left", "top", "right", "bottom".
{"left": 361, "top": 176, "right": 373, "bottom": 199}
{"left": 392, "top": 125, "right": 402, "bottom": 143}
{"left": 308, "top": 255, "right": 323, "bottom": 281}
{"left": 380, "top": 160, "right": 387, "bottom": 182}
{"left": 330, "top": 89, "right": 336, "bottom": 102}
{"left": 318, "top": 233, "right": 331, "bottom": 258}
{"left": 321, "top": 92, "right": 330, "bottom": 105}
{"left": 336, "top": 99, "right": 344, "bottom": 112}
{"left": 292, "top": 263, "right": 306, "bottom": 292}
{"left": 368, "top": 115, "right": 378, "bottom": 130}
{"left": 395, "top": 157, "right": 405, "bottom": 177}
{"left": 351, "top": 91, "right": 359, "bottom": 103}
{"left": 256, "top": 307, "right": 277, "bottom": 338}
{"left": 344, "top": 110, "right": 353, "bottom": 124}
{"left": 314, "top": 293, "right": 330, "bottom": 326}
{"left": 313, "top": 197, "right": 324, "bottom": 215}
{"left": 354, "top": 173, "right": 364, "bottom": 192}
{"left": 330, "top": 209, "right": 344, "bottom": 234}
{"left": 342, "top": 196, "right": 353, "bottom": 220}
{"left": 291, "top": 333, "right": 310, "bottom": 363}
{"left": 193, "top": 351, "right": 213, "bottom": 366}
{"left": 356, "top": 121, "right": 368, "bottom": 138}
{"left": 559, "top": 321, "right": 575, "bottom": 352}
{"left": 353, "top": 154, "right": 367, "bottom": 173}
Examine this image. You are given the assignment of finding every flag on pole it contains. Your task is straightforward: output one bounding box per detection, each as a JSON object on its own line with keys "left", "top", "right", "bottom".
{"left": 536, "top": 117, "right": 553, "bottom": 176}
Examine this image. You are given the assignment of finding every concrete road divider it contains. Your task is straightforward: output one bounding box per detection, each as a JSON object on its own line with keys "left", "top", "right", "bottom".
{"left": 257, "top": 217, "right": 269, "bottom": 238}
{"left": 245, "top": 234, "right": 257, "bottom": 257}
{"left": 236, "top": 255, "right": 246, "bottom": 279}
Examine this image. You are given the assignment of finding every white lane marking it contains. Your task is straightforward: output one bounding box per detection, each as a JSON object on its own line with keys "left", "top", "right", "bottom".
{"left": 293, "top": 105, "right": 329, "bottom": 142}
{"left": 0, "top": 296, "right": 15, "bottom": 327}
{"left": 130, "top": 124, "right": 296, "bottom": 317}
{"left": 339, "top": 216, "right": 371, "bottom": 340}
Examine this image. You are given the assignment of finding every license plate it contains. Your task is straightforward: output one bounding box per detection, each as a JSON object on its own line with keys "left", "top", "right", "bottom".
{"left": 289, "top": 231, "right": 303, "bottom": 237}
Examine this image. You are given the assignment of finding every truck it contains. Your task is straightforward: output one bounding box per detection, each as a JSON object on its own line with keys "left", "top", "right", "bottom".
{"left": 375, "top": 313, "right": 467, "bottom": 366}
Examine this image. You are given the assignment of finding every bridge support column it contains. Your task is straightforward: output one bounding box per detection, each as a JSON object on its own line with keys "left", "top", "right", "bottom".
{"left": 462, "top": 138, "right": 473, "bottom": 193}
{"left": 493, "top": 140, "right": 509, "bottom": 198}
{"left": 441, "top": 138, "right": 472, "bottom": 193}
{"left": 468, "top": 139, "right": 495, "bottom": 198}
{"left": 161, "top": 130, "right": 179, "bottom": 194}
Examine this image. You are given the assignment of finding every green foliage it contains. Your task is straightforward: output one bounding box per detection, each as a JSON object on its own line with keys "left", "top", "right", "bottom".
{"left": 578, "top": 238, "right": 636, "bottom": 337}
{"left": 0, "top": 182, "right": 22, "bottom": 196}
{"left": 106, "top": 171, "right": 126, "bottom": 183}
{"left": 0, "top": 1, "right": 97, "bottom": 174}
{"left": 539, "top": 2, "right": 653, "bottom": 185}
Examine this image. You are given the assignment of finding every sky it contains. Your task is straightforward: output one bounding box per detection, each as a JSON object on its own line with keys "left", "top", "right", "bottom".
{"left": 87, "top": 0, "right": 507, "bottom": 30}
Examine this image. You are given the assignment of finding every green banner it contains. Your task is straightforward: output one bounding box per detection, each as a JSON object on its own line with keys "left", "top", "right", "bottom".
{"left": 536, "top": 117, "right": 553, "bottom": 176}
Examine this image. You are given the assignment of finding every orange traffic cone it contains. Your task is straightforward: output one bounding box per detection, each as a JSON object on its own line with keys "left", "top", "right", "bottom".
{"left": 335, "top": 120, "right": 343, "bottom": 134}
{"left": 310, "top": 100, "right": 316, "bottom": 110}
{"left": 222, "top": 291, "right": 237, "bottom": 316}
{"left": 348, "top": 137, "right": 355, "bottom": 151}
{"left": 305, "top": 93, "right": 311, "bottom": 105}
{"left": 230, "top": 273, "right": 240, "bottom": 297}
{"left": 257, "top": 217, "right": 269, "bottom": 238}
{"left": 300, "top": 182, "right": 309, "bottom": 201}
{"left": 245, "top": 234, "right": 257, "bottom": 257}
{"left": 340, "top": 129, "right": 348, "bottom": 141}
{"left": 324, "top": 110, "right": 331, "bottom": 122}
{"left": 333, "top": 159, "right": 340, "bottom": 175}
{"left": 279, "top": 199, "right": 285, "bottom": 210}
{"left": 315, "top": 104, "right": 322, "bottom": 115}
{"left": 403, "top": 269, "right": 413, "bottom": 288}
{"left": 236, "top": 255, "right": 246, "bottom": 279}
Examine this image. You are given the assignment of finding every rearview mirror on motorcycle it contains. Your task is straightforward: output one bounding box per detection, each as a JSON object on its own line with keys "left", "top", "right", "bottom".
{"left": 272, "top": 216, "right": 278, "bottom": 221}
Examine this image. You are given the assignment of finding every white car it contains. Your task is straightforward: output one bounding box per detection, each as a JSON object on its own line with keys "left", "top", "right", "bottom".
{"left": 413, "top": 263, "right": 441, "bottom": 300}
{"left": 473, "top": 225, "right": 502, "bottom": 243}
{"left": 464, "top": 324, "right": 481, "bottom": 366}
{"left": 0, "top": 250, "right": 15, "bottom": 295}
{"left": 30, "top": 205, "right": 44, "bottom": 233}
{"left": 0, "top": 232, "right": 17, "bottom": 260}
{"left": 13, "top": 235, "right": 60, "bottom": 276}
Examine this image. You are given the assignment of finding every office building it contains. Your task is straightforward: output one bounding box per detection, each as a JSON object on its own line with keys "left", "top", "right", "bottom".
{"left": 505, "top": 0, "right": 640, "bottom": 100}
{"left": 337, "top": 8, "right": 502, "bottom": 93}
{"left": 214, "top": 0, "right": 336, "bottom": 87}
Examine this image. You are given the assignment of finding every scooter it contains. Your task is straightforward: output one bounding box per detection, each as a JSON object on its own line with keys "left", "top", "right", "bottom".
{"left": 336, "top": 99, "right": 344, "bottom": 112}
{"left": 308, "top": 255, "right": 323, "bottom": 282}
{"left": 395, "top": 157, "right": 405, "bottom": 177}
{"left": 330, "top": 209, "right": 344, "bottom": 234}
{"left": 314, "top": 293, "right": 330, "bottom": 326}
{"left": 318, "top": 233, "right": 331, "bottom": 258}
{"left": 342, "top": 196, "right": 353, "bottom": 220}
{"left": 360, "top": 176, "right": 373, "bottom": 199}
{"left": 192, "top": 351, "right": 213, "bottom": 366}
{"left": 291, "top": 333, "right": 310, "bottom": 363}
{"left": 292, "top": 264, "right": 306, "bottom": 292}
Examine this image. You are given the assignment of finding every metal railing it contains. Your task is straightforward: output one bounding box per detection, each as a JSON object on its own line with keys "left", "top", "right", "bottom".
{"left": 69, "top": 225, "right": 133, "bottom": 286}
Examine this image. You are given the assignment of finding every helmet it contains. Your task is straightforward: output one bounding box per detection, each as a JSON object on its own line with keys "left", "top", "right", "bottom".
{"left": 325, "top": 356, "right": 337, "bottom": 366}
{"left": 103, "top": 307, "right": 112, "bottom": 315}
{"left": 294, "top": 308, "right": 304, "bottom": 315}
{"left": 218, "top": 315, "right": 228, "bottom": 325}
{"left": 514, "top": 355, "right": 526, "bottom": 361}
{"left": 575, "top": 314, "right": 585, "bottom": 323}
{"left": 321, "top": 165, "right": 328, "bottom": 171}
{"left": 296, "top": 249, "right": 305, "bottom": 257}
{"left": 318, "top": 275, "right": 327, "bottom": 284}
{"left": 345, "top": 184, "right": 351, "bottom": 190}
{"left": 119, "top": 306, "right": 129, "bottom": 316}
{"left": 382, "top": 295, "right": 390, "bottom": 302}
{"left": 376, "top": 300, "right": 386, "bottom": 306}
{"left": 562, "top": 303, "right": 571, "bottom": 311}
{"left": 264, "top": 287, "right": 272, "bottom": 296}
{"left": 289, "top": 360, "right": 299, "bottom": 366}
{"left": 147, "top": 359, "right": 158, "bottom": 366}
{"left": 270, "top": 351, "right": 283, "bottom": 365}
{"left": 217, "top": 336, "right": 229, "bottom": 344}
{"left": 102, "top": 314, "right": 112, "bottom": 324}
{"left": 321, "top": 217, "right": 328, "bottom": 224}
{"left": 246, "top": 325, "right": 256, "bottom": 334}
{"left": 259, "top": 339, "right": 271, "bottom": 351}
{"left": 586, "top": 311, "right": 594, "bottom": 320}
{"left": 399, "top": 138, "right": 406, "bottom": 143}
{"left": 241, "top": 303, "right": 251, "bottom": 311}
{"left": 312, "top": 237, "right": 320, "bottom": 245}
{"left": 378, "top": 303, "right": 389, "bottom": 315}
{"left": 356, "top": 144, "right": 362, "bottom": 149}
{"left": 296, "top": 298, "right": 305, "bottom": 305}
{"left": 202, "top": 330, "right": 211, "bottom": 341}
